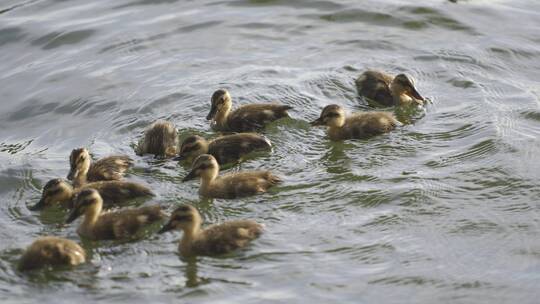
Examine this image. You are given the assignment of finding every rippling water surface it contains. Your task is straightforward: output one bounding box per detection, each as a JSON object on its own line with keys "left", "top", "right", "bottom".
{"left": 1, "top": 0, "right": 540, "bottom": 302}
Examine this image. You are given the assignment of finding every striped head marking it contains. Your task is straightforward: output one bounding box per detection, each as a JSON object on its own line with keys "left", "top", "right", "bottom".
{"left": 207, "top": 89, "right": 232, "bottom": 120}
{"left": 30, "top": 179, "right": 73, "bottom": 210}
{"left": 67, "top": 148, "right": 90, "bottom": 180}
{"left": 182, "top": 154, "right": 219, "bottom": 182}
{"left": 177, "top": 135, "right": 207, "bottom": 160}
{"left": 159, "top": 204, "right": 201, "bottom": 233}
{"left": 393, "top": 74, "right": 424, "bottom": 101}
{"left": 310, "top": 104, "right": 346, "bottom": 127}
{"left": 66, "top": 189, "right": 102, "bottom": 223}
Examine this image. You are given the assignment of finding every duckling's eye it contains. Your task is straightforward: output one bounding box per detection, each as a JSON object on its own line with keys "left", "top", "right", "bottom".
{"left": 47, "top": 188, "right": 62, "bottom": 197}
{"left": 325, "top": 112, "right": 340, "bottom": 118}
{"left": 196, "top": 163, "right": 213, "bottom": 170}
{"left": 174, "top": 215, "right": 192, "bottom": 222}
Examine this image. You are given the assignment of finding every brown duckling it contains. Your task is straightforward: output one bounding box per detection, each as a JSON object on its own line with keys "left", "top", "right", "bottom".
{"left": 18, "top": 236, "right": 86, "bottom": 271}
{"left": 66, "top": 189, "right": 165, "bottom": 241}
{"left": 207, "top": 89, "right": 293, "bottom": 132}
{"left": 174, "top": 133, "right": 272, "bottom": 165}
{"left": 67, "top": 148, "right": 133, "bottom": 187}
{"left": 158, "top": 204, "right": 263, "bottom": 257}
{"left": 136, "top": 120, "right": 179, "bottom": 157}
{"left": 310, "top": 104, "right": 399, "bottom": 141}
{"left": 183, "top": 154, "right": 281, "bottom": 199}
{"left": 29, "top": 178, "right": 154, "bottom": 211}
{"left": 355, "top": 71, "right": 425, "bottom": 106}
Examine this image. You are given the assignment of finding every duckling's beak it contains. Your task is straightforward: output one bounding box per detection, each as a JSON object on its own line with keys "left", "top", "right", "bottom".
{"left": 28, "top": 198, "right": 46, "bottom": 211}
{"left": 310, "top": 117, "right": 324, "bottom": 126}
{"left": 158, "top": 220, "right": 175, "bottom": 234}
{"left": 65, "top": 208, "right": 82, "bottom": 224}
{"left": 173, "top": 154, "right": 185, "bottom": 161}
{"left": 407, "top": 86, "right": 424, "bottom": 101}
{"left": 66, "top": 169, "right": 77, "bottom": 181}
{"left": 206, "top": 105, "right": 217, "bottom": 120}
{"left": 182, "top": 169, "right": 197, "bottom": 182}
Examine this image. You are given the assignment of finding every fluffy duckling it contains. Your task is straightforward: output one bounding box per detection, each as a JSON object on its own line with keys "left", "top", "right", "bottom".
{"left": 136, "top": 120, "right": 179, "bottom": 157}
{"left": 174, "top": 133, "right": 272, "bottom": 165}
{"left": 207, "top": 89, "right": 293, "bottom": 132}
{"left": 67, "top": 148, "right": 133, "bottom": 187}
{"left": 159, "top": 205, "right": 262, "bottom": 256}
{"left": 355, "top": 71, "right": 425, "bottom": 106}
{"left": 183, "top": 154, "right": 281, "bottom": 199}
{"left": 310, "top": 104, "right": 399, "bottom": 141}
{"left": 66, "top": 189, "right": 165, "bottom": 241}
{"left": 29, "top": 178, "right": 154, "bottom": 210}
{"left": 18, "top": 236, "right": 86, "bottom": 271}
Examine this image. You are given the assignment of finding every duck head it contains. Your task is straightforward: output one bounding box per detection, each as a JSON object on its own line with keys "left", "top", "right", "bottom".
{"left": 310, "top": 104, "right": 346, "bottom": 128}
{"left": 30, "top": 179, "right": 73, "bottom": 210}
{"left": 391, "top": 74, "right": 424, "bottom": 104}
{"left": 174, "top": 135, "right": 209, "bottom": 162}
{"left": 67, "top": 148, "right": 90, "bottom": 182}
{"left": 158, "top": 204, "right": 202, "bottom": 234}
{"left": 182, "top": 154, "right": 219, "bottom": 182}
{"left": 207, "top": 89, "right": 232, "bottom": 121}
{"left": 65, "top": 188, "right": 103, "bottom": 224}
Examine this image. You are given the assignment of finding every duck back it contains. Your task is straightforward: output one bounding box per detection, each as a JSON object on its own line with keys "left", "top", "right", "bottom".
{"left": 87, "top": 155, "right": 133, "bottom": 182}
{"left": 227, "top": 104, "right": 292, "bottom": 132}
{"left": 208, "top": 133, "right": 272, "bottom": 164}
{"left": 191, "top": 220, "right": 263, "bottom": 255}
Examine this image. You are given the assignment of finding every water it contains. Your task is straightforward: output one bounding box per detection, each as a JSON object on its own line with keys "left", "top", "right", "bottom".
{"left": 1, "top": 0, "right": 540, "bottom": 302}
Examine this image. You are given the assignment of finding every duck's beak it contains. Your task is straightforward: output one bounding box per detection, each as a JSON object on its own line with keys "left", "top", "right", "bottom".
{"left": 65, "top": 207, "right": 82, "bottom": 224}
{"left": 66, "top": 168, "right": 77, "bottom": 181}
{"left": 182, "top": 169, "right": 197, "bottom": 182}
{"left": 158, "top": 220, "right": 175, "bottom": 234}
{"left": 173, "top": 154, "right": 184, "bottom": 161}
{"left": 310, "top": 117, "right": 324, "bottom": 126}
{"left": 206, "top": 105, "right": 217, "bottom": 120}
{"left": 407, "top": 86, "right": 424, "bottom": 101}
{"left": 28, "top": 197, "right": 46, "bottom": 211}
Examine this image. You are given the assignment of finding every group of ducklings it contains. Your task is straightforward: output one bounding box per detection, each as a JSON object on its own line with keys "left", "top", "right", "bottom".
{"left": 19, "top": 70, "right": 426, "bottom": 271}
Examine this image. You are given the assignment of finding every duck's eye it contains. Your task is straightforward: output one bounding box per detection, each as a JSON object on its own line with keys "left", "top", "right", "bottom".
{"left": 47, "top": 188, "right": 62, "bottom": 197}
{"left": 196, "top": 163, "right": 213, "bottom": 170}
{"left": 325, "top": 112, "right": 340, "bottom": 118}
{"left": 174, "top": 215, "right": 192, "bottom": 222}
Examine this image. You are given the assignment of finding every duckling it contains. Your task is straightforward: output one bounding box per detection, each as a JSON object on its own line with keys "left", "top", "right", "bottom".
{"left": 66, "top": 189, "right": 165, "bottom": 241}
{"left": 67, "top": 148, "right": 133, "bottom": 187}
{"left": 183, "top": 154, "right": 281, "bottom": 199}
{"left": 29, "top": 178, "right": 154, "bottom": 210}
{"left": 18, "top": 236, "right": 86, "bottom": 271}
{"left": 310, "top": 104, "right": 399, "bottom": 141}
{"left": 158, "top": 205, "right": 262, "bottom": 256}
{"left": 136, "top": 120, "right": 179, "bottom": 157}
{"left": 174, "top": 133, "right": 272, "bottom": 165}
{"left": 355, "top": 71, "right": 425, "bottom": 106}
{"left": 207, "top": 89, "right": 293, "bottom": 132}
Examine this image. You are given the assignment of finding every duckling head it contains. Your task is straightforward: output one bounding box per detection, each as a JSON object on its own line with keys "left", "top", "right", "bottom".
{"left": 391, "top": 74, "right": 424, "bottom": 103}
{"left": 67, "top": 148, "right": 90, "bottom": 181}
{"left": 182, "top": 154, "right": 219, "bottom": 182}
{"left": 158, "top": 205, "right": 202, "bottom": 234}
{"left": 207, "top": 89, "right": 232, "bottom": 121}
{"left": 174, "top": 135, "right": 209, "bottom": 162}
{"left": 310, "top": 104, "right": 346, "bottom": 128}
{"left": 29, "top": 179, "right": 73, "bottom": 210}
{"left": 66, "top": 188, "right": 103, "bottom": 224}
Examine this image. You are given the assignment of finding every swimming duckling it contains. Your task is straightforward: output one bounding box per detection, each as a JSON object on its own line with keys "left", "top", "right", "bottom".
{"left": 355, "top": 71, "right": 425, "bottom": 106}
{"left": 183, "top": 154, "right": 281, "bottom": 199}
{"left": 310, "top": 104, "right": 399, "bottom": 141}
{"left": 18, "top": 236, "right": 86, "bottom": 271}
{"left": 66, "top": 189, "right": 165, "bottom": 241}
{"left": 174, "top": 133, "right": 272, "bottom": 165}
{"left": 29, "top": 178, "right": 154, "bottom": 210}
{"left": 136, "top": 120, "right": 179, "bottom": 157}
{"left": 207, "top": 89, "right": 293, "bottom": 132}
{"left": 159, "top": 204, "right": 263, "bottom": 256}
{"left": 67, "top": 148, "right": 133, "bottom": 187}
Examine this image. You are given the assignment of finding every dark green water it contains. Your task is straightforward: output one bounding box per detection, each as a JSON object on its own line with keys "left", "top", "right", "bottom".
{"left": 1, "top": 0, "right": 539, "bottom": 303}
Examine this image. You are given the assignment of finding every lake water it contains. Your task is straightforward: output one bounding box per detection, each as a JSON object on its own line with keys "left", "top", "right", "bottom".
{"left": 1, "top": 0, "right": 539, "bottom": 303}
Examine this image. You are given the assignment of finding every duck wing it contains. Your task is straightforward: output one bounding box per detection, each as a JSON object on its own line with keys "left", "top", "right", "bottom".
{"left": 88, "top": 155, "right": 133, "bottom": 182}
{"left": 194, "top": 220, "right": 263, "bottom": 255}
{"left": 228, "top": 104, "right": 292, "bottom": 132}
{"left": 209, "top": 133, "right": 272, "bottom": 164}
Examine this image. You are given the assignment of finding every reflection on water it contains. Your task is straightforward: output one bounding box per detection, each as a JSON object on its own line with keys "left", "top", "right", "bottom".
{"left": 1, "top": 0, "right": 540, "bottom": 302}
